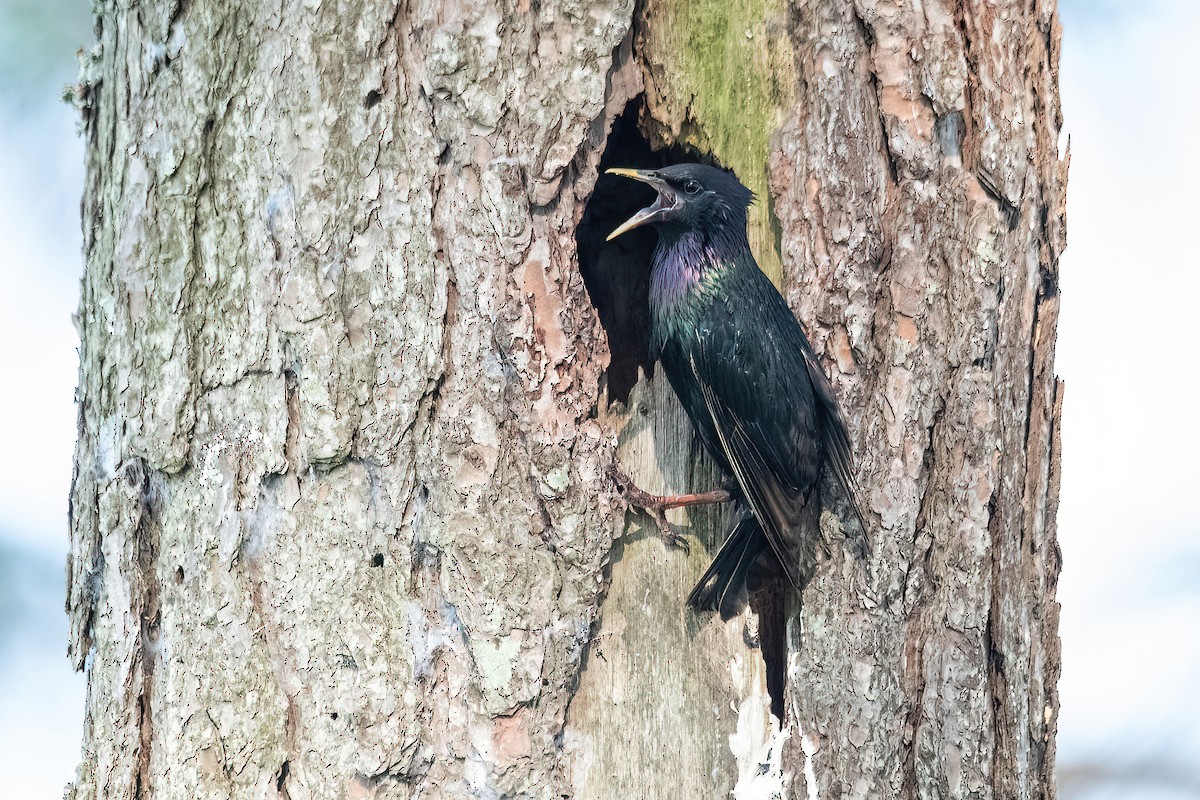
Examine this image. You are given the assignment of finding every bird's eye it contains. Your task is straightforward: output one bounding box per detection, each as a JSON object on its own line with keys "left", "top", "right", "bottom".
{"left": 684, "top": 180, "right": 701, "bottom": 195}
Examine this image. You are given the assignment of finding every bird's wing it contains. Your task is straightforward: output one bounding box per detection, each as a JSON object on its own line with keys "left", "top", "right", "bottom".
{"left": 689, "top": 348, "right": 807, "bottom": 591}
{"left": 797, "top": 340, "right": 868, "bottom": 541}
{"left": 687, "top": 265, "right": 867, "bottom": 584}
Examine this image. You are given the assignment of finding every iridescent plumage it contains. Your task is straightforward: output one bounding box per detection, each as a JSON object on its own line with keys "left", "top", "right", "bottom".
{"left": 607, "top": 163, "right": 867, "bottom": 718}
{"left": 608, "top": 162, "right": 867, "bottom": 616}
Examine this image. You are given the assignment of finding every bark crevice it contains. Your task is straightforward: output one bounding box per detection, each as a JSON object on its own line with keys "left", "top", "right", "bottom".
{"left": 129, "top": 459, "right": 163, "bottom": 800}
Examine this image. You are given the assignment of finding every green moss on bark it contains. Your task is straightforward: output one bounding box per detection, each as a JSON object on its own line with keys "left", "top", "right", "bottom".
{"left": 640, "top": 0, "right": 794, "bottom": 284}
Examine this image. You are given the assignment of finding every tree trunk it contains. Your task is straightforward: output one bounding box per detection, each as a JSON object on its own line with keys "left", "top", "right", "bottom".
{"left": 67, "top": 1, "right": 1065, "bottom": 798}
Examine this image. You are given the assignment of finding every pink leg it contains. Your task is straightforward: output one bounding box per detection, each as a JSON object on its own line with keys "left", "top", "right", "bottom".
{"left": 609, "top": 467, "right": 732, "bottom": 550}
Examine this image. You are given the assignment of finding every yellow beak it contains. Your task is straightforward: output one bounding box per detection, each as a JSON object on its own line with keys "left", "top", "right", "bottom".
{"left": 604, "top": 168, "right": 674, "bottom": 241}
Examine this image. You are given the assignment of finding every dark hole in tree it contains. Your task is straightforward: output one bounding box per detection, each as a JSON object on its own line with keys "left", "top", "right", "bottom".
{"left": 371, "top": 553, "right": 385, "bottom": 567}
{"left": 575, "top": 97, "right": 715, "bottom": 404}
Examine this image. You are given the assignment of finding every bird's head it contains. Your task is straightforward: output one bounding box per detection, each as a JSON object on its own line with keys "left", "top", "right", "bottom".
{"left": 605, "top": 163, "right": 754, "bottom": 242}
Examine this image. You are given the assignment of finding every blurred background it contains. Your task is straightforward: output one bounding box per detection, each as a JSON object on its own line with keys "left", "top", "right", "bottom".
{"left": 0, "top": 0, "right": 1195, "bottom": 797}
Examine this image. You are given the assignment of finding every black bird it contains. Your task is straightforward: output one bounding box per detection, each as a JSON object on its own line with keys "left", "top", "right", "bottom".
{"left": 606, "top": 164, "right": 866, "bottom": 706}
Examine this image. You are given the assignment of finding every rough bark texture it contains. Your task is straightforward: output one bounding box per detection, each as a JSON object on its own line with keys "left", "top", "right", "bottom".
{"left": 67, "top": 1, "right": 1065, "bottom": 799}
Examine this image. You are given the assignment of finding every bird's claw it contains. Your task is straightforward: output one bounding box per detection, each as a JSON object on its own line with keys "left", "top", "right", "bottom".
{"left": 609, "top": 466, "right": 692, "bottom": 554}
{"left": 653, "top": 518, "right": 692, "bottom": 554}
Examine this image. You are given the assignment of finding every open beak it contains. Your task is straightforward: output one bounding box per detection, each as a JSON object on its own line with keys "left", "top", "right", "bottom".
{"left": 605, "top": 168, "right": 679, "bottom": 241}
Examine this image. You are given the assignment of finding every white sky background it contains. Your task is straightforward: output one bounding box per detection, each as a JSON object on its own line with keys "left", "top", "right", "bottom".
{"left": 0, "top": 1, "right": 1196, "bottom": 798}
{"left": 0, "top": 1, "right": 91, "bottom": 798}
{"left": 1055, "top": 0, "right": 1200, "bottom": 796}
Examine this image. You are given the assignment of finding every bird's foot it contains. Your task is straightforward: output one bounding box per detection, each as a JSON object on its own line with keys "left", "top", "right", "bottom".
{"left": 608, "top": 467, "right": 732, "bottom": 553}
{"left": 609, "top": 467, "right": 733, "bottom": 511}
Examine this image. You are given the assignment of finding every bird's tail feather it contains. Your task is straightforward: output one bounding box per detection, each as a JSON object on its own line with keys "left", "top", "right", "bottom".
{"left": 687, "top": 507, "right": 766, "bottom": 620}
{"left": 748, "top": 581, "right": 789, "bottom": 721}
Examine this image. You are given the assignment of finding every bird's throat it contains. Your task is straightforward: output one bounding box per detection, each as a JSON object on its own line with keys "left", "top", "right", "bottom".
{"left": 647, "top": 229, "right": 750, "bottom": 359}
{"left": 649, "top": 229, "right": 745, "bottom": 313}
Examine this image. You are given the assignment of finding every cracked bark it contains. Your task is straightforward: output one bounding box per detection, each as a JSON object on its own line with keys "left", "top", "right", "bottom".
{"left": 67, "top": 0, "right": 1065, "bottom": 798}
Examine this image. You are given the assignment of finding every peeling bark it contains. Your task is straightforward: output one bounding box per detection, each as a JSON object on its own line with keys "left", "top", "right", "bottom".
{"left": 68, "top": 1, "right": 1065, "bottom": 798}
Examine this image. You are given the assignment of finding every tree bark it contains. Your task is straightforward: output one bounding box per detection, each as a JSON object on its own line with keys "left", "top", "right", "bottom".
{"left": 67, "top": 1, "right": 1065, "bottom": 799}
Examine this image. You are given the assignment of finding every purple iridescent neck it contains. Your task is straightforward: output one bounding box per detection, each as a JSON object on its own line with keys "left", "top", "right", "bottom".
{"left": 649, "top": 225, "right": 749, "bottom": 311}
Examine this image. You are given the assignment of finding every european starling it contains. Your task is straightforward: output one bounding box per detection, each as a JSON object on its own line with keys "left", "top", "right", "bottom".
{"left": 606, "top": 163, "right": 867, "bottom": 627}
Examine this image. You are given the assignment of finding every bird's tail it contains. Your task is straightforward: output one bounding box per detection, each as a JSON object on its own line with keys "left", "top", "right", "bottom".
{"left": 748, "top": 580, "right": 789, "bottom": 721}
{"left": 687, "top": 506, "right": 766, "bottom": 620}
